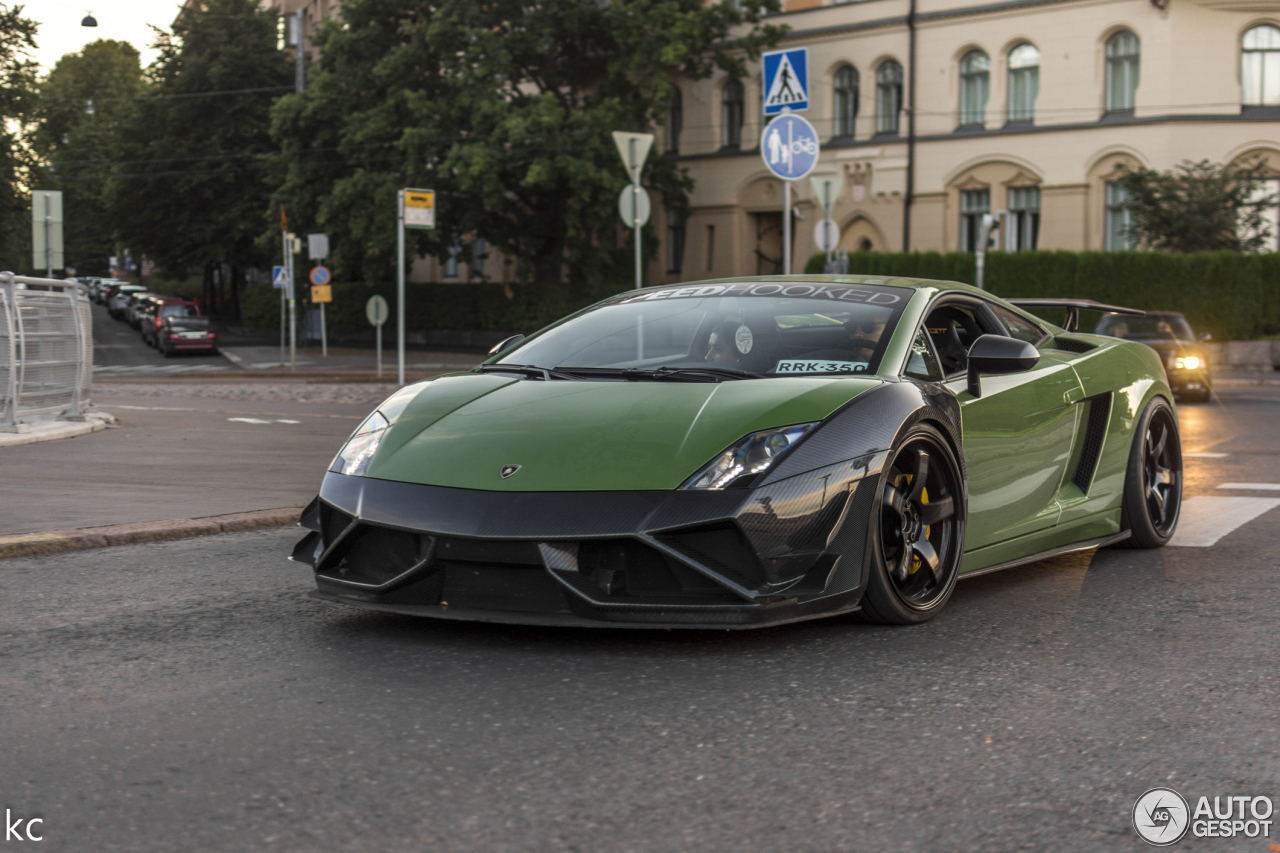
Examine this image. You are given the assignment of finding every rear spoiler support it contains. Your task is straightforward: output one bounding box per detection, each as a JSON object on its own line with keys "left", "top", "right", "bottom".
{"left": 1005, "top": 299, "right": 1146, "bottom": 333}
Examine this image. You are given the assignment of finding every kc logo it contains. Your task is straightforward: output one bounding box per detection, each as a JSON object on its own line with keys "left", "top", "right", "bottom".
{"left": 5, "top": 810, "right": 43, "bottom": 842}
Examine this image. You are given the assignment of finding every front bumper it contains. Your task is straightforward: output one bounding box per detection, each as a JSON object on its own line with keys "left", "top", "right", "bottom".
{"left": 294, "top": 458, "right": 885, "bottom": 629}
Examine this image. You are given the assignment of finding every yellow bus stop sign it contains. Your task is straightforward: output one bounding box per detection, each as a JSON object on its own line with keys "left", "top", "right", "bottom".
{"left": 403, "top": 189, "right": 435, "bottom": 229}
{"left": 310, "top": 284, "right": 332, "bottom": 303}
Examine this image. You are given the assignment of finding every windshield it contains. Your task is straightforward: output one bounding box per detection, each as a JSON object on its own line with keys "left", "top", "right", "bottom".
{"left": 496, "top": 281, "right": 911, "bottom": 377}
{"left": 161, "top": 304, "right": 198, "bottom": 318}
{"left": 1095, "top": 313, "right": 1194, "bottom": 342}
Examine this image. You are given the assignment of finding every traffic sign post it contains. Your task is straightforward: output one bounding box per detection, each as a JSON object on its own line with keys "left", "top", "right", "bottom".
{"left": 760, "top": 112, "right": 820, "bottom": 276}
{"left": 762, "top": 49, "right": 810, "bottom": 115}
{"left": 310, "top": 265, "right": 332, "bottom": 356}
{"left": 32, "top": 191, "right": 64, "bottom": 276}
{"left": 809, "top": 175, "right": 844, "bottom": 266}
{"left": 398, "top": 188, "right": 435, "bottom": 386}
{"left": 366, "top": 295, "right": 389, "bottom": 379}
{"left": 612, "top": 131, "right": 654, "bottom": 290}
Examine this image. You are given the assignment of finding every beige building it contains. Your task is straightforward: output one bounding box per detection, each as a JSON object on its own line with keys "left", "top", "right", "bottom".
{"left": 653, "top": 0, "right": 1280, "bottom": 285}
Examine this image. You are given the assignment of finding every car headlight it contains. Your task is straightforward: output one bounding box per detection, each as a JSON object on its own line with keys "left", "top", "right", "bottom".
{"left": 1175, "top": 355, "right": 1202, "bottom": 370}
{"left": 330, "top": 411, "right": 390, "bottom": 476}
{"left": 681, "top": 423, "right": 819, "bottom": 490}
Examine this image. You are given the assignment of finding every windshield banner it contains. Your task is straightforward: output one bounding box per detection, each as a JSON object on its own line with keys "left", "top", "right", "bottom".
{"left": 609, "top": 282, "right": 904, "bottom": 305}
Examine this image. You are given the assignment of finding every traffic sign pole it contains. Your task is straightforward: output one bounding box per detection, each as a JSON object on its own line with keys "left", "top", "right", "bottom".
{"left": 783, "top": 181, "right": 791, "bottom": 277}
{"left": 612, "top": 132, "right": 654, "bottom": 290}
{"left": 397, "top": 189, "right": 405, "bottom": 386}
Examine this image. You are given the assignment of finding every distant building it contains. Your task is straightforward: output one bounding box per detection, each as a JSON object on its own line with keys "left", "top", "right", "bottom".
{"left": 653, "top": 0, "right": 1280, "bottom": 284}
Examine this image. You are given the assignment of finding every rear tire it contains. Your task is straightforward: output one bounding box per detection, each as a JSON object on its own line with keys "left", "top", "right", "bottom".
{"left": 858, "top": 423, "right": 966, "bottom": 625}
{"left": 1116, "top": 396, "right": 1182, "bottom": 548}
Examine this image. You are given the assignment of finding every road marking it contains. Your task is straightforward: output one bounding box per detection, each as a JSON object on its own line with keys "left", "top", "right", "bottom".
{"left": 226, "top": 417, "right": 302, "bottom": 425}
{"left": 1184, "top": 452, "right": 1229, "bottom": 458}
{"left": 1168, "top": 496, "right": 1280, "bottom": 547}
{"left": 1217, "top": 482, "right": 1280, "bottom": 491}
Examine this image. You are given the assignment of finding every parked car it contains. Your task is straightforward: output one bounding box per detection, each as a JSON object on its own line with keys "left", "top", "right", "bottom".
{"left": 107, "top": 284, "right": 147, "bottom": 320}
{"left": 96, "top": 279, "right": 131, "bottom": 306}
{"left": 159, "top": 315, "right": 217, "bottom": 357}
{"left": 123, "top": 292, "right": 155, "bottom": 328}
{"left": 141, "top": 298, "right": 201, "bottom": 348}
{"left": 1094, "top": 311, "right": 1212, "bottom": 403}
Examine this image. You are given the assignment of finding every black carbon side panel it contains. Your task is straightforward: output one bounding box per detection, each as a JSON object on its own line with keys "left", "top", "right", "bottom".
{"left": 1072, "top": 393, "right": 1112, "bottom": 493}
{"left": 822, "top": 476, "right": 877, "bottom": 595}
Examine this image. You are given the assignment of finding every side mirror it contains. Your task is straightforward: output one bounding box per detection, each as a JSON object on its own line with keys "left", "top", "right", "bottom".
{"left": 966, "top": 334, "right": 1040, "bottom": 398}
{"left": 489, "top": 333, "right": 526, "bottom": 355}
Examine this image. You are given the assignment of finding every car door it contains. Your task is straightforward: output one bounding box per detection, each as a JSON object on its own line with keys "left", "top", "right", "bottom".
{"left": 922, "top": 297, "right": 1085, "bottom": 552}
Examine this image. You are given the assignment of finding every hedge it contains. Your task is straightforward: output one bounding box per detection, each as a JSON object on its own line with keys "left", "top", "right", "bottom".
{"left": 236, "top": 251, "right": 1280, "bottom": 343}
{"left": 240, "top": 280, "right": 627, "bottom": 339}
{"left": 804, "top": 250, "right": 1280, "bottom": 341}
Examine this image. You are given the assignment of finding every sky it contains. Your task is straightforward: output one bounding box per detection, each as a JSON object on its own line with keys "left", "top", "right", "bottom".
{"left": 21, "top": 0, "right": 183, "bottom": 73}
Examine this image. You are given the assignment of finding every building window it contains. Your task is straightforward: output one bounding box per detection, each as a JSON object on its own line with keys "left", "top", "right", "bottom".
{"left": 721, "top": 79, "right": 744, "bottom": 148}
{"left": 667, "top": 211, "right": 686, "bottom": 274}
{"left": 1007, "top": 43, "right": 1040, "bottom": 122}
{"left": 959, "top": 189, "right": 990, "bottom": 251}
{"left": 1105, "top": 181, "right": 1135, "bottom": 250}
{"left": 833, "top": 65, "right": 859, "bottom": 137}
{"left": 1105, "top": 31, "right": 1139, "bottom": 112}
{"left": 471, "top": 238, "right": 487, "bottom": 278}
{"left": 666, "top": 88, "right": 683, "bottom": 154}
{"left": 876, "top": 61, "right": 903, "bottom": 134}
{"left": 1007, "top": 186, "right": 1040, "bottom": 250}
{"left": 444, "top": 241, "right": 461, "bottom": 278}
{"left": 959, "top": 50, "right": 989, "bottom": 126}
{"left": 1242, "top": 24, "right": 1280, "bottom": 106}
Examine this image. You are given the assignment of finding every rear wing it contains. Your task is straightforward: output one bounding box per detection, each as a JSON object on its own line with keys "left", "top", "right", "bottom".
{"left": 1005, "top": 298, "right": 1145, "bottom": 333}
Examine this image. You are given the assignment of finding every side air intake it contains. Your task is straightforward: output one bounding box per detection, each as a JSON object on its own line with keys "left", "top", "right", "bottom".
{"left": 1072, "top": 394, "right": 1112, "bottom": 492}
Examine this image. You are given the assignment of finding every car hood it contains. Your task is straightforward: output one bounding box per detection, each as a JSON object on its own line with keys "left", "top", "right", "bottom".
{"left": 366, "top": 373, "right": 883, "bottom": 491}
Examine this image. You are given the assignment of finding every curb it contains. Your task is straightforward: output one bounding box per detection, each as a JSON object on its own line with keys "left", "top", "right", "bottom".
{"left": 0, "top": 506, "right": 301, "bottom": 560}
{"left": 0, "top": 412, "right": 118, "bottom": 447}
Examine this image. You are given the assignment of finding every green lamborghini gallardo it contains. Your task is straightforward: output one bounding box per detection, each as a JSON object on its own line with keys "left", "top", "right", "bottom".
{"left": 293, "top": 277, "right": 1182, "bottom": 629}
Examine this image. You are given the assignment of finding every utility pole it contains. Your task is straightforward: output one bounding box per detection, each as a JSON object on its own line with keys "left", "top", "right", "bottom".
{"left": 293, "top": 9, "right": 305, "bottom": 93}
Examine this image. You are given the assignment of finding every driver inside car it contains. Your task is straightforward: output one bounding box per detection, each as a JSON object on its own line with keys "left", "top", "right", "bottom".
{"left": 705, "top": 320, "right": 744, "bottom": 368}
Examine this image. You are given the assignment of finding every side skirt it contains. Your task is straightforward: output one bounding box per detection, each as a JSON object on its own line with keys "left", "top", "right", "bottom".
{"left": 958, "top": 531, "right": 1131, "bottom": 580}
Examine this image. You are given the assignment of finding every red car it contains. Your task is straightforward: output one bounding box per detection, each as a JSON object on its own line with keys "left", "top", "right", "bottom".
{"left": 159, "top": 315, "right": 217, "bottom": 357}
{"left": 142, "top": 298, "right": 201, "bottom": 348}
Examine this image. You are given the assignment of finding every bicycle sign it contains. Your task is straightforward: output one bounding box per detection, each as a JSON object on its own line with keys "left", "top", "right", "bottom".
{"left": 760, "top": 113, "right": 820, "bottom": 181}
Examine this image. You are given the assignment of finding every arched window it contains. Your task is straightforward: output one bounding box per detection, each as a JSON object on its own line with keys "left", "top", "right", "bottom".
{"left": 1242, "top": 24, "right": 1280, "bottom": 106}
{"left": 1105, "top": 31, "right": 1140, "bottom": 112}
{"left": 833, "top": 65, "right": 859, "bottom": 138}
{"left": 876, "top": 61, "right": 903, "bottom": 134}
{"left": 721, "top": 79, "right": 744, "bottom": 148}
{"left": 666, "top": 88, "right": 683, "bottom": 154}
{"left": 1007, "top": 43, "right": 1040, "bottom": 122}
{"left": 959, "top": 50, "right": 989, "bottom": 126}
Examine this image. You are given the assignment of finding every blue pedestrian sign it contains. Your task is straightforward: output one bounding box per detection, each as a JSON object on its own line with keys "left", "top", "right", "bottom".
{"left": 762, "top": 48, "right": 809, "bottom": 115}
{"left": 761, "top": 113, "right": 820, "bottom": 181}
{"left": 272, "top": 265, "right": 288, "bottom": 288}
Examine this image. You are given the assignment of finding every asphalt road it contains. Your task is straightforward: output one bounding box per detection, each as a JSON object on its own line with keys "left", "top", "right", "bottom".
{"left": 3, "top": 389, "right": 1279, "bottom": 852}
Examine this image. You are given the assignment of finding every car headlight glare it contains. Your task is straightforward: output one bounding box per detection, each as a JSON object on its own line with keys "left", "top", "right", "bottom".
{"left": 682, "top": 423, "right": 819, "bottom": 490}
{"left": 330, "top": 411, "right": 390, "bottom": 476}
{"left": 1175, "top": 355, "right": 1201, "bottom": 370}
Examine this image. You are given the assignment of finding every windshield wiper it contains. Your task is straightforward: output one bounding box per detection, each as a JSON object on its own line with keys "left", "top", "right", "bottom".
{"left": 476, "top": 363, "right": 580, "bottom": 381}
{"left": 556, "top": 366, "right": 764, "bottom": 382}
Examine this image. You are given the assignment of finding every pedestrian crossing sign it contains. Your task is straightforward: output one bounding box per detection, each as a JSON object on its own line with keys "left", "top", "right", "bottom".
{"left": 763, "top": 48, "right": 809, "bottom": 115}
{"left": 272, "top": 265, "right": 288, "bottom": 288}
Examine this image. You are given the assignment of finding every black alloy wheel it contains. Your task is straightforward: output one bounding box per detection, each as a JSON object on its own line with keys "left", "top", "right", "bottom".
{"left": 1118, "top": 397, "right": 1182, "bottom": 548}
{"left": 859, "top": 423, "right": 965, "bottom": 624}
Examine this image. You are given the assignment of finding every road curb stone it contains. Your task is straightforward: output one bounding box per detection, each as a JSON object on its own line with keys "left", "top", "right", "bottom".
{"left": 0, "top": 507, "right": 301, "bottom": 560}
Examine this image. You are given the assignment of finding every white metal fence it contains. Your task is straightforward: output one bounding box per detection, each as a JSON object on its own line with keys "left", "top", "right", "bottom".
{"left": 0, "top": 273, "right": 93, "bottom": 427}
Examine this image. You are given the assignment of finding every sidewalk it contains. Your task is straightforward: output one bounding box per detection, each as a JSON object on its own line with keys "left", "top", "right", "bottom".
{"left": 218, "top": 345, "right": 483, "bottom": 374}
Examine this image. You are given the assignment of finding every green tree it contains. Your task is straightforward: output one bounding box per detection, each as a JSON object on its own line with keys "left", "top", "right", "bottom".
{"left": 109, "top": 0, "right": 291, "bottom": 318}
{"left": 1116, "top": 158, "right": 1277, "bottom": 253}
{"left": 32, "top": 39, "right": 145, "bottom": 275}
{"left": 0, "top": 2, "right": 39, "bottom": 271}
{"left": 269, "top": 0, "right": 785, "bottom": 287}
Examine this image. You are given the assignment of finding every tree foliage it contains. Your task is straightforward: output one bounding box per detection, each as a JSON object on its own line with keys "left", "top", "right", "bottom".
{"left": 1116, "top": 158, "right": 1277, "bottom": 253}
{"left": 33, "top": 39, "right": 144, "bottom": 275}
{"left": 270, "top": 0, "right": 786, "bottom": 287}
{"left": 108, "top": 0, "right": 291, "bottom": 315}
{"left": 0, "top": 2, "right": 39, "bottom": 270}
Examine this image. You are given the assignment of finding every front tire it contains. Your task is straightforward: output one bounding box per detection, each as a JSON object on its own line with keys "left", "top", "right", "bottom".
{"left": 1118, "top": 396, "right": 1183, "bottom": 548}
{"left": 859, "top": 423, "right": 966, "bottom": 625}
